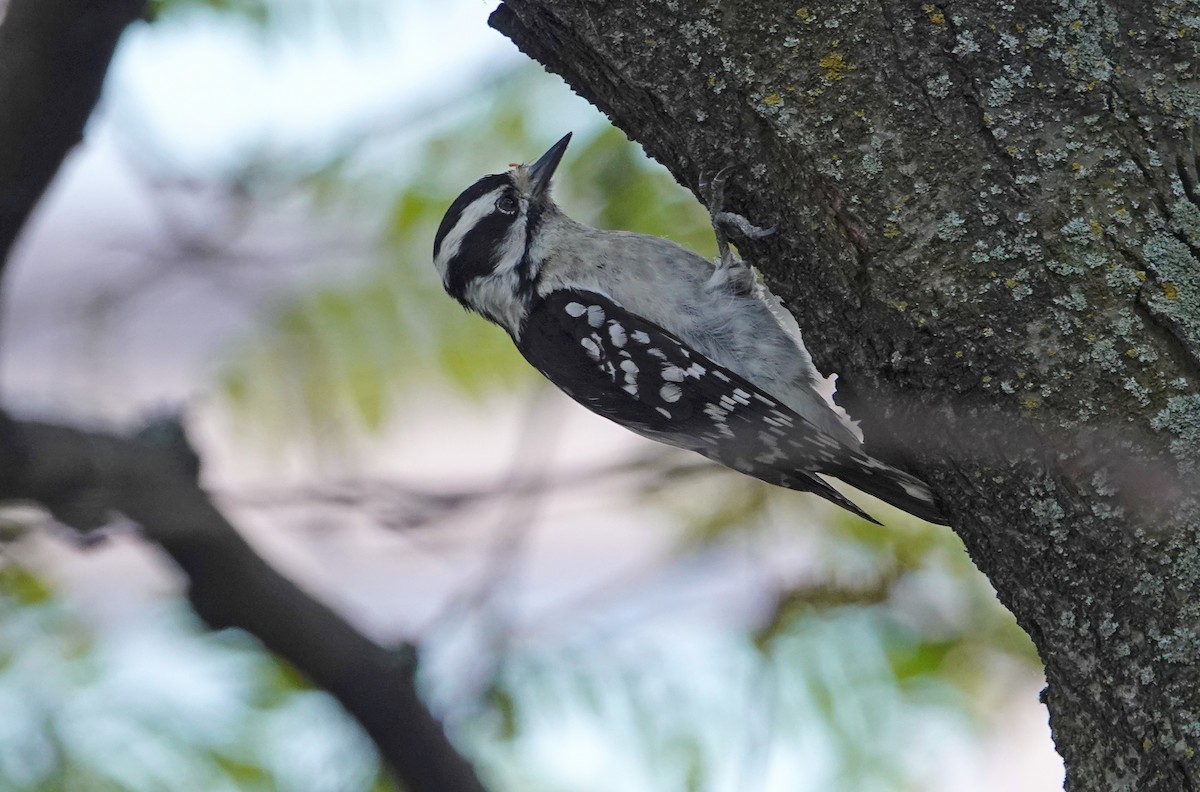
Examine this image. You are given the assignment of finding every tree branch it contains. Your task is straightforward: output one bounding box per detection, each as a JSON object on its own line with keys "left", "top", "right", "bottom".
{"left": 0, "top": 419, "right": 489, "bottom": 792}
{"left": 0, "top": 0, "right": 145, "bottom": 273}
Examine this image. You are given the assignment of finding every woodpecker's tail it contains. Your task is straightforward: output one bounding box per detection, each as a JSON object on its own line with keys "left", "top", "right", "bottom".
{"left": 789, "top": 471, "right": 883, "bottom": 525}
{"left": 820, "top": 454, "right": 948, "bottom": 525}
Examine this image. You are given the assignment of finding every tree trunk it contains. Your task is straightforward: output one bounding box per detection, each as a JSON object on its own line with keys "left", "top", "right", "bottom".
{"left": 491, "top": 2, "right": 1200, "bottom": 789}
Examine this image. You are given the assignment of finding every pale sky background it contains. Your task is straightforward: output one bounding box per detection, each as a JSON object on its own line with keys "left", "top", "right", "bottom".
{"left": 0, "top": 2, "right": 1064, "bottom": 790}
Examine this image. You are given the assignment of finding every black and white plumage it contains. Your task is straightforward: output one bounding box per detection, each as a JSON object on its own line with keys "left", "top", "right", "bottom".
{"left": 432, "top": 133, "right": 946, "bottom": 525}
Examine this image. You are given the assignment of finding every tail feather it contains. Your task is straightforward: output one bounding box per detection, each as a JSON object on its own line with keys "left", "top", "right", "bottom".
{"left": 789, "top": 471, "right": 882, "bottom": 525}
{"left": 821, "top": 454, "right": 948, "bottom": 525}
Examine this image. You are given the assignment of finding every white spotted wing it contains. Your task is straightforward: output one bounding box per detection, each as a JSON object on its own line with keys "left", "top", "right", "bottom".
{"left": 516, "top": 288, "right": 896, "bottom": 522}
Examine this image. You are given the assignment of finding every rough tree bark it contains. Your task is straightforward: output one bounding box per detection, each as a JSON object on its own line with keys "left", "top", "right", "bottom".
{"left": 491, "top": 2, "right": 1200, "bottom": 790}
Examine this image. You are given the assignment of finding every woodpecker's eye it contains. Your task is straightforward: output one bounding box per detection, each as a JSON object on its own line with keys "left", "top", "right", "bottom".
{"left": 496, "top": 194, "right": 518, "bottom": 215}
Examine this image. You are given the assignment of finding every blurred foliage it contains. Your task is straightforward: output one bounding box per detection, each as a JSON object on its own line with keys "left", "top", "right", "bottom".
{"left": 455, "top": 493, "right": 1039, "bottom": 792}
{"left": 147, "top": 0, "right": 389, "bottom": 40}
{"left": 148, "top": 0, "right": 270, "bottom": 26}
{"left": 0, "top": 561, "right": 393, "bottom": 792}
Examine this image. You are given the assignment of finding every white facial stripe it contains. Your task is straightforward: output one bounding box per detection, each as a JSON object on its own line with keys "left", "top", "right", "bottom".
{"left": 433, "top": 186, "right": 507, "bottom": 279}
{"left": 492, "top": 211, "right": 527, "bottom": 275}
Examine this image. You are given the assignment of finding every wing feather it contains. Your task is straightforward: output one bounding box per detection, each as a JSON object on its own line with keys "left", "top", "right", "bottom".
{"left": 516, "top": 289, "right": 945, "bottom": 525}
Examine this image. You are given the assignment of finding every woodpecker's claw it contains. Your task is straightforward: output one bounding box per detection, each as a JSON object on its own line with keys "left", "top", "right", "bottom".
{"left": 713, "top": 211, "right": 776, "bottom": 242}
{"left": 699, "top": 167, "right": 776, "bottom": 270}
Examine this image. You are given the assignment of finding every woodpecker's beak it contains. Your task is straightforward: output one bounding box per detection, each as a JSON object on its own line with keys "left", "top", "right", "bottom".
{"left": 528, "top": 132, "right": 571, "bottom": 197}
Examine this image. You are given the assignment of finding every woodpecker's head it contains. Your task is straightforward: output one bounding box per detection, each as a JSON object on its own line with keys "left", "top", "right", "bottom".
{"left": 433, "top": 133, "right": 571, "bottom": 336}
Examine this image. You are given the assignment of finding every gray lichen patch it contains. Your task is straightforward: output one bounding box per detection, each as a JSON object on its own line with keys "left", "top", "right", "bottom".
{"left": 1140, "top": 233, "right": 1200, "bottom": 350}
{"left": 937, "top": 211, "right": 967, "bottom": 241}
{"left": 1151, "top": 394, "right": 1200, "bottom": 471}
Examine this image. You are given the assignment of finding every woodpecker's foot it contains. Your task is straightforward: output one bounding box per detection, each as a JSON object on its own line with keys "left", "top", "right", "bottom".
{"left": 700, "top": 168, "right": 774, "bottom": 296}
{"left": 699, "top": 167, "right": 775, "bottom": 270}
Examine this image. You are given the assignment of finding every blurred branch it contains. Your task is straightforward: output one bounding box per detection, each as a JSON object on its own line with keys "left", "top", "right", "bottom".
{"left": 226, "top": 450, "right": 710, "bottom": 531}
{"left": 0, "top": 417, "right": 489, "bottom": 792}
{"left": 0, "top": 0, "right": 146, "bottom": 275}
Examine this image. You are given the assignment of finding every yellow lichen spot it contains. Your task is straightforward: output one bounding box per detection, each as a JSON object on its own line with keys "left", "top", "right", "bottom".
{"left": 1005, "top": 278, "right": 1018, "bottom": 288}
{"left": 1126, "top": 348, "right": 1138, "bottom": 358}
{"left": 1163, "top": 282, "right": 1180, "bottom": 300}
{"left": 883, "top": 223, "right": 901, "bottom": 239}
{"left": 1005, "top": 144, "right": 1020, "bottom": 157}
{"left": 992, "top": 475, "right": 1006, "bottom": 484}
{"left": 1071, "top": 162, "right": 1082, "bottom": 172}
{"left": 853, "top": 109, "right": 866, "bottom": 118}
{"left": 1023, "top": 398, "right": 1040, "bottom": 411}
{"left": 764, "top": 93, "right": 784, "bottom": 107}
{"left": 1136, "top": 270, "right": 1147, "bottom": 282}
{"left": 818, "top": 51, "right": 850, "bottom": 81}
{"left": 922, "top": 4, "right": 946, "bottom": 27}
{"left": 796, "top": 7, "right": 813, "bottom": 23}
{"left": 1088, "top": 219, "right": 1103, "bottom": 237}
{"left": 895, "top": 300, "right": 909, "bottom": 311}
{"left": 1070, "top": 19, "right": 1083, "bottom": 31}
{"left": 1143, "top": 738, "right": 1153, "bottom": 753}
{"left": 954, "top": 350, "right": 964, "bottom": 359}
{"left": 983, "top": 375, "right": 993, "bottom": 384}
{"left": 1016, "top": 23, "right": 1025, "bottom": 32}
{"left": 644, "top": 37, "right": 657, "bottom": 48}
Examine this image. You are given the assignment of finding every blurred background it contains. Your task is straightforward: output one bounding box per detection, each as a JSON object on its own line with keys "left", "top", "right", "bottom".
{"left": 0, "top": 1, "right": 1063, "bottom": 789}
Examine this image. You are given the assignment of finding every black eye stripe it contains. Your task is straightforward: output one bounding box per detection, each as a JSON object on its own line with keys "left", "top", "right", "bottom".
{"left": 444, "top": 209, "right": 521, "bottom": 301}
{"left": 433, "top": 173, "right": 510, "bottom": 260}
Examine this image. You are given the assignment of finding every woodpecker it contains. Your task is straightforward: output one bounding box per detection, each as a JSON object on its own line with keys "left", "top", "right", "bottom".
{"left": 433, "top": 133, "right": 945, "bottom": 525}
